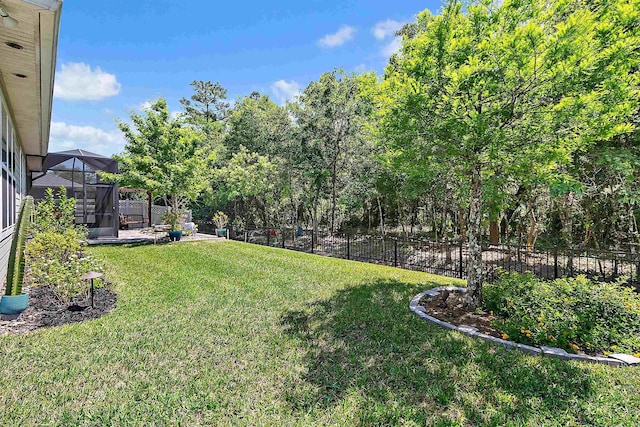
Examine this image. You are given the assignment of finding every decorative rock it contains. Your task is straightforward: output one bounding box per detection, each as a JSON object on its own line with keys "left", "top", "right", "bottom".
{"left": 540, "top": 346, "right": 570, "bottom": 358}
{"left": 413, "top": 306, "right": 427, "bottom": 314}
{"left": 415, "top": 310, "right": 429, "bottom": 319}
{"left": 457, "top": 324, "right": 478, "bottom": 336}
{"left": 516, "top": 343, "right": 542, "bottom": 356}
{"left": 609, "top": 354, "right": 640, "bottom": 366}
{"left": 475, "top": 333, "right": 517, "bottom": 350}
{"left": 424, "top": 289, "right": 440, "bottom": 297}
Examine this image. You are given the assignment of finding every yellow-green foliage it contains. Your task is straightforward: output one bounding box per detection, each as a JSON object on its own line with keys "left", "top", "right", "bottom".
{"left": 484, "top": 272, "right": 640, "bottom": 355}
{"left": 26, "top": 229, "right": 104, "bottom": 303}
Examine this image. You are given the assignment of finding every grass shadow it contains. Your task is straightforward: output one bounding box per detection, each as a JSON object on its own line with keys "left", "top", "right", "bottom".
{"left": 280, "top": 279, "right": 597, "bottom": 425}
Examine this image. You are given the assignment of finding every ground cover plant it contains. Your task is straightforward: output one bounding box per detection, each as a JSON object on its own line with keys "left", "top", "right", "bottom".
{"left": 484, "top": 272, "right": 640, "bottom": 356}
{"left": 1, "top": 241, "right": 640, "bottom": 425}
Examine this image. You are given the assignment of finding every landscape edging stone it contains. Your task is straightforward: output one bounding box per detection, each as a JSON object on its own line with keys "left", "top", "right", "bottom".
{"left": 409, "top": 287, "right": 635, "bottom": 367}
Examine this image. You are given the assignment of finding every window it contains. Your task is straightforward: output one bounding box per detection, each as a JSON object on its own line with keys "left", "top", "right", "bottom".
{"left": 0, "top": 98, "right": 25, "bottom": 235}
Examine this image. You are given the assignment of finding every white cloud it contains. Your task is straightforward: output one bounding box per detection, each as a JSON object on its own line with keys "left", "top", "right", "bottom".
{"left": 317, "top": 25, "right": 356, "bottom": 48}
{"left": 54, "top": 62, "right": 121, "bottom": 101}
{"left": 49, "top": 122, "right": 126, "bottom": 156}
{"left": 139, "top": 100, "right": 153, "bottom": 111}
{"left": 270, "top": 80, "right": 301, "bottom": 104}
{"left": 381, "top": 37, "right": 402, "bottom": 57}
{"left": 354, "top": 63, "right": 368, "bottom": 73}
{"left": 373, "top": 19, "right": 403, "bottom": 40}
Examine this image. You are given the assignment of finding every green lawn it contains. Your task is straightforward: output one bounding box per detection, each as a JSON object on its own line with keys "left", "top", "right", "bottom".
{"left": 1, "top": 241, "right": 639, "bottom": 426}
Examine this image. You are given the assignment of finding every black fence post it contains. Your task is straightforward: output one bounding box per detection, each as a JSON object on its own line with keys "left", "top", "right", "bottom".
{"left": 282, "top": 229, "right": 285, "bottom": 248}
{"left": 394, "top": 238, "right": 398, "bottom": 267}
{"left": 347, "top": 233, "right": 350, "bottom": 260}
{"left": 311, "top": 229, "right": 315, "bottom": 254}
{"left": 554, "top": 248, "right": 558, "bottom": 279}
{"left": 459, "top": 240, "right": 464, "bottom": 279}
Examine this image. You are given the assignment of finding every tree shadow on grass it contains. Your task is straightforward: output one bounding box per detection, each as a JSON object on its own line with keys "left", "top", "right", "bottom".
{"left": 280, "top": 279, "right": 597, "bottom": 425}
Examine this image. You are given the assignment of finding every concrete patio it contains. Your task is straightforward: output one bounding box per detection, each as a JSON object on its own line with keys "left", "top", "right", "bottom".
{"left": 88, "top": 229, "right": 223, "bottom": 246}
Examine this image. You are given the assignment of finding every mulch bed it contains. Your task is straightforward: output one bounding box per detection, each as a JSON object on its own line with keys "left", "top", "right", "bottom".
{"left": 0, "top": 285, "right": 117, "bottom": 335}
{"left": 419, "top": 291, "right": 503, "bottom": 339}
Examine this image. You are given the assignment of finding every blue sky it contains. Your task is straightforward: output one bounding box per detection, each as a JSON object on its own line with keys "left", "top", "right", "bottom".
{"left": 50, "top": 0, "right": 443, "bottom": 156}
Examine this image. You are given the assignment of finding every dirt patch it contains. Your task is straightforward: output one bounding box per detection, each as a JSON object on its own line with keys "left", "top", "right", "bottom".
{"left": 0, "top": 285, "right": 117, "bottom": 335}
{"left": 419, "top": 291, "right": 503, "bottom": 339}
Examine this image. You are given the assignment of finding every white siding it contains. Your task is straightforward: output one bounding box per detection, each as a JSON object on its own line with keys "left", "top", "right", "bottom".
{"left": 0, "top": 87, "right": 28, "bottom": 286}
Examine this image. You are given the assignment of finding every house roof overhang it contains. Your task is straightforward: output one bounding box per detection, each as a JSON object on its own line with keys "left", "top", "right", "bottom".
{"left": 0, "top": 0, "right": 62, "bottom": 159}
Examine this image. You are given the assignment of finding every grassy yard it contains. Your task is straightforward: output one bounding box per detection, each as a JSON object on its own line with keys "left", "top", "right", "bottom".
{"left": 1, "top": 241, "right": 639, "bottom": 426}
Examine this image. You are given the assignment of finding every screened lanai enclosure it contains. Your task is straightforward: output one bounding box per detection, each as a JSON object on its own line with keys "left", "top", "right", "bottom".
{"left": 29, "top": 149, "right": 119, "bottom": 238}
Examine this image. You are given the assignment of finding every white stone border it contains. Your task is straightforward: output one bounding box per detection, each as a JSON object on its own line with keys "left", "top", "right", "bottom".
{"left": 409, "top": 287, "right": 640, "bottom": 368}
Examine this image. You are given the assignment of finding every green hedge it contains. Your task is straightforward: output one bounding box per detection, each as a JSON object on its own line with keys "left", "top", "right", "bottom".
{"left": 483, "top": 272, "right": 640, "bottom": 355}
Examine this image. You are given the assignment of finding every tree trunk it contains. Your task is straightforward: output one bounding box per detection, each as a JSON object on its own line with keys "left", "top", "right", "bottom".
{"left": 465, "top": 164, "right": 483, "bottom": 310}
{"left": 377, "top": 197, "right": 385, "bottom": 235}
{"left": 560, "top": 193, "right": 574, "bottom": 270}
{"left": 526, "top": 205, "right": 537, "bottom": 252}
{"left": 312, "top": 198, "right": 319, "bottom": 251}
{"left": 458, "top": 207, "right": 467, "bottom": 243}
{"left": 410, "top": 200, "right": 418, "bottom": 234}
{"left": 489, "top": 220, "right": 500, "bottom": 245}
{"left": 331, "top": 160, "right": 337, "bottom": 234}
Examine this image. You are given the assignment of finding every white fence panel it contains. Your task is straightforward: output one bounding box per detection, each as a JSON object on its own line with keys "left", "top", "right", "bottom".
{"left": 118, "top": 200, "right": 191, "bottom": 226}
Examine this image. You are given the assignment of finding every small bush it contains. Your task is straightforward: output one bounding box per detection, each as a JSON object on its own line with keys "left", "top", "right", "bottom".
{"left": 31, "top": 187, "right": 76, "bottom": 234}
{"left": 26, "top": 187, "right": 105, "bottom": 304}
{"left": 483, "top": 272, "right": 640, "bottom": 355}
{"left": 26, "top": 228, "right": 104, "bottom": 303}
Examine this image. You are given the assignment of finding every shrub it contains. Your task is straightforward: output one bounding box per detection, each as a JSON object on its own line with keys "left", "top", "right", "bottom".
{"left": 483, "top": 272, "right": 640, "bottom": 355}
{"left": 32, "top": 187, "right": 76, "bottom": 234}
{"left": 26, "top": 228, "right": 103, "bottom": 303}
{"left": 25, "top": 187, "right": 105, "bottom": 304}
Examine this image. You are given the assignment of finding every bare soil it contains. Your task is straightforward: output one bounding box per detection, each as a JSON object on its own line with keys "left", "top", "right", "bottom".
{"left": 419, "top": 291, "right": 503, "bottom": 338}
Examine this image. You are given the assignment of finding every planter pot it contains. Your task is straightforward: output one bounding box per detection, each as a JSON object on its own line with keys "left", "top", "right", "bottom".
{"left": 0, "top": 292, "right": 29, "bottom": 315}
{"left": 168, "top": 230, "right": 182, "bottom": 242}
{"left": 216, "top": 229, "right": 227, "bottom": 238}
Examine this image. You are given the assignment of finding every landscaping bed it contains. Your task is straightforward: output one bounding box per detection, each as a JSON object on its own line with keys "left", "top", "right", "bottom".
{"left": 415, "top": 271, "right": 640, "bottom": 365}
{"left": 0, "top": 284, "right": 116, "bottom": 335}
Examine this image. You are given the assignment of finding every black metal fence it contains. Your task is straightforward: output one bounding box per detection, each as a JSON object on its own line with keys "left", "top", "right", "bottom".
{"left": 203, "top": 225, "right": 640, "bottom": 286}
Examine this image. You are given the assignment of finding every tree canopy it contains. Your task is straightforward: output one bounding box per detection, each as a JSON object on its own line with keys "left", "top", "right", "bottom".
{"left": 112, "top": 98, "right": 211, "bottom": 212}
{"left": 368, "top": 0, "right": 639, "bottom": 307}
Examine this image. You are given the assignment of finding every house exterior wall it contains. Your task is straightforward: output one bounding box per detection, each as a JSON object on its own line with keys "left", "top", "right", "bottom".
{"left": 0, "top": 85, "right": 28, "bottom": 284}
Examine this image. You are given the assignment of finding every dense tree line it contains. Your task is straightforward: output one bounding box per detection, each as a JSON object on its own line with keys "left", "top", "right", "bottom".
{"left": 114, "top": 0, "right": 639, "bottom": 306}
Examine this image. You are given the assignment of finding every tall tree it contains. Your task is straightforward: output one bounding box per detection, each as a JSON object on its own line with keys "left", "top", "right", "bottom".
{"left": 293, "top": 69, "right": 371, "bottom": 233}
{"left": 216, "top": 147, "right": 280, "bottom": 229}
{"left": 372, "top": 0, "right": 639, "bottom": 308}
{"left": 111, "top": 98, "right": 210, "bottom": 214}
{"left": 180, "top": 80, "right": 229, "bottom": 137}
{"left": 225, "top": 93, "right": 292, "bottom": 157}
